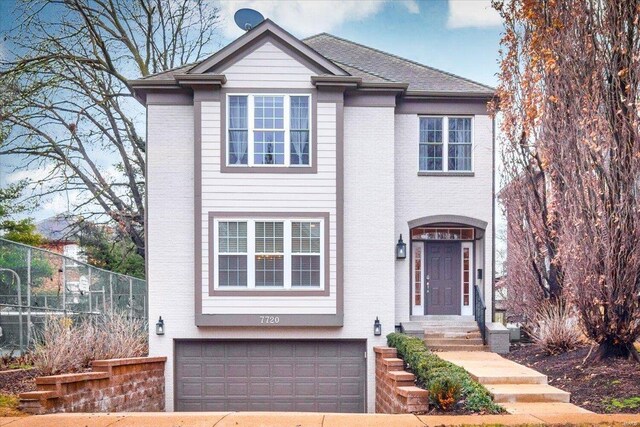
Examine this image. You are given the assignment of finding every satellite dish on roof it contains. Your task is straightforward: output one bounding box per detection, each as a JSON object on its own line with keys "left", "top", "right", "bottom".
{"left": 234, "top": 8, "right": 264, "bottom": 32}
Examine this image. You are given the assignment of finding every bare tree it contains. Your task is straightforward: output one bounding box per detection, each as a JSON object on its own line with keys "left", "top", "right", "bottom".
{"left": 495, "top": 0, "right": 640, "bottom": 361}
{"left": 0, "top": 0, "right": 221, "bottom": 257}
{"left": 493, "top": 0, "right": 565, "bottom": 327}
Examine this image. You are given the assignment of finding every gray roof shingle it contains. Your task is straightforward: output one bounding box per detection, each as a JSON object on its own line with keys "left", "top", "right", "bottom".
{"left": 303, "top": 33, "right": 494, "bottom": 95}
{"left": 135, "top": 31, "right": 494, "bottom": 96}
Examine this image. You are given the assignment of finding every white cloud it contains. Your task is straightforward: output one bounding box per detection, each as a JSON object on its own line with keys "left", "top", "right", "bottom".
{"left": 446, "top": 0, "right": 502, "bottom": 29}
{"left": 400, "top": 0, "right": 420, "bottom": 14}
{"left": 218, "top": 0, "right": 388, "bottom": 39}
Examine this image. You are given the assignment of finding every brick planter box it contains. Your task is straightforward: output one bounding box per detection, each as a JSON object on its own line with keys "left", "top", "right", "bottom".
{"left": 374, "top": 346, "right": 429, "bottom": 414}
{"left": 19, "top": 356, "right": 166, "bottom": 415}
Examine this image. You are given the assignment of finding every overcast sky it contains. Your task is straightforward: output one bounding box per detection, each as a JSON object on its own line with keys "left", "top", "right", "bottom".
{"left": 0, "top": 0, "right": 505, "bottom": 255}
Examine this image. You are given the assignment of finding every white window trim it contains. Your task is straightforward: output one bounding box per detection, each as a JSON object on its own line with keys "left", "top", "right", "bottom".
{"left": 213, "top": 217, "right": 325, "bottom": 291}
{"left": 418, "top": 115, "right": 474, "bottom": 173}
{"left": 226, "top": 93, "right": 313, "bottom": 168}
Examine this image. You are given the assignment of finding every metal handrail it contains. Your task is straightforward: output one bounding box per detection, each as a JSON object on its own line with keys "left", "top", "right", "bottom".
{"left": 473, "top": 284, "right": 486, "bottom": 345}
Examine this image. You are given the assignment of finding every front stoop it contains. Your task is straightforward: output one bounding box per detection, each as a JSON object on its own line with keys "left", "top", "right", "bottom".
{"left": 437, "top": 352, "right": 592, "bottom": 415}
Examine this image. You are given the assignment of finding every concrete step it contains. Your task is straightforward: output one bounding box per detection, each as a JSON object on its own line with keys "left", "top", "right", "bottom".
{"left": 428, "top": 344, "right": 489, "bottom": 352}
{"left": 410, "top": 315, "right": 475, "bottom": 321}
{"left": 470, "top": 370, "right": 547, "bottom": 385}
{"left": 501, "top": 402, "right": 592, "bottom": 415}
{"left": 486, "top": 384, "right": 571, "bottom": 403}
{"left": 424, "top": 332, "right": 482, "bottom": 339}
{"left": 424, "top": 338, "right": 485, "bottom": 346}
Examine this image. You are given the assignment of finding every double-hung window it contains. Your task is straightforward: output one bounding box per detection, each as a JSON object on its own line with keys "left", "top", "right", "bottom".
{"left": 227, "top": 94, "right": 311, "bottom": 168}
{"left": 218, "top": 221, "right": 248, "bottom": 287}
{"left": 214, "top": 217, "right": 324, "bottom": 290}
{"left": 419, "top": 116, "right": 473, "bottom": 172}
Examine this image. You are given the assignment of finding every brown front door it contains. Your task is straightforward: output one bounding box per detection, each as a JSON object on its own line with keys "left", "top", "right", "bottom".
{"left": 425, "top": 242, "right": 461, "bottom": 315}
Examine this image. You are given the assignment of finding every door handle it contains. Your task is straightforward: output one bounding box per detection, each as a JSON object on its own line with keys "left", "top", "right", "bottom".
{"left": 425, "top": 275, "right": 430, "bottom": 293}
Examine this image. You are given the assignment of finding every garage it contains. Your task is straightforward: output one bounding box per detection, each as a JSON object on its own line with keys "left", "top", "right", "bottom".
{"left": 175, "top": 340, "right": 367, "bottom": 412}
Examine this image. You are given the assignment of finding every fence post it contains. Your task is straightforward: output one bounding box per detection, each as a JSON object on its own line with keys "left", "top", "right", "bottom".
{"left": 129, "top": 277, "right": 133, "bottom": 318}
{"left": 27, "top": 248, "right": 32, "bottom": 347}
{"left": 88, "top": 268, "right": 92, "bottom": 313}
{"left": 16, "top": 267, "right": 23, "bottom": 354}
{"left": 62, "top": 257, "right": 66, "bottom": 315}
{"left": 109, "top": 274, "right": 113, "bottom": 315}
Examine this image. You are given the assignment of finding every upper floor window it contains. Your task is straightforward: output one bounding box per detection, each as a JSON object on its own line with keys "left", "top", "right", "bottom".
{"left": 419, "top": 116, "right": 473, "bottom": 172}
{"left": 227, "top": 94, "right": 311, "bottom": 168}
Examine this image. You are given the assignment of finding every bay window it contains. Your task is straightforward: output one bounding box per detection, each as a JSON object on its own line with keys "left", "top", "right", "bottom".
{"left": 213, "top": 217, "right": 325, "bottom": 290}
{"left": 227, "top": 94, "right": 311, "bottom": 168}
{"left": 419, "top": 116, "right": 473, "bottom": 172}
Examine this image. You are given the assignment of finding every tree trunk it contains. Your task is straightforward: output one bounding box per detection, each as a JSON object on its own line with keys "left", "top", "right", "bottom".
{"left": 595, "top": 338, "right": 640, "bottom": 363}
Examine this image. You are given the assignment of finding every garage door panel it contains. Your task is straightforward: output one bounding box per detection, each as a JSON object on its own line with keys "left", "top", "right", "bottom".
{"left": 271, "top": 363, "right": 294, "bottom": 377}
{"left": 250, "top": 364, "right": 270, "bottom": 377}
{"left": 204, "top": 363, "right": 224, "bottom": 377}
{"left": 175, "top": 340, "right": 366, "bottom": 413}
{"left": 296, "top": 364, "right": 315, "bottom": 377}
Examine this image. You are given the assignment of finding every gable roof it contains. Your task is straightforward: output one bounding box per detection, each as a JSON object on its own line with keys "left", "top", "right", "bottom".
{"left": 303, "top": 33, "right": 494, "bottom": 96}
{"left": 131, "top": 23, "right": 494, "bottom": 98}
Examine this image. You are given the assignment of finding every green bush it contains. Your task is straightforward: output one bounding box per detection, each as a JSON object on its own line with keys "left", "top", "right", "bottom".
{"left": 387, "top": 332, "right": 503, "bottom": 414}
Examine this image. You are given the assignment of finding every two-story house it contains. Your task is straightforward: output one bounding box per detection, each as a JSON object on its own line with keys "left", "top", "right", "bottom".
{"left": 131, "top": 20, "right": 496, "bottom": 413}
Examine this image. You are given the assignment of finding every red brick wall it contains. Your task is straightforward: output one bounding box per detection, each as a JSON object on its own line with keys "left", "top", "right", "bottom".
{"left": 374, "top": 346, "right": 429, "bottom": 414}
{"left": 19, "top": 356, "right": 166, "bottom": 414}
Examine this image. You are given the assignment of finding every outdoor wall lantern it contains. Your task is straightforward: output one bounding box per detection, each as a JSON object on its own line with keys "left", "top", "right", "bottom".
{"left": 374, "top": 317, "right": 382, "bottom": 336}
{"left": 396, "top": 234, "right": 407, "bottom": 259}
{"left": 156, "top": 316, "right": 165, "bottom": 335}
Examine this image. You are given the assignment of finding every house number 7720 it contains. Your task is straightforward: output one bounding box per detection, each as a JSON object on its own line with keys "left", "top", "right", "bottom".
{"left": 260, "top": 316, "right": 280, "bottom": 324}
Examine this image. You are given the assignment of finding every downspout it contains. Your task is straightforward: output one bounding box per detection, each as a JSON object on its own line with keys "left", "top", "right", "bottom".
{"left": 491, "top": 116, "right": 496, "bottom": 323}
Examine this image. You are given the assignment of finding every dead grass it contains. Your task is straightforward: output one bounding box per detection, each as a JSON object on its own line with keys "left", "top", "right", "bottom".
{"left": 32, "top": 312, "right": 148, "bottom": 375}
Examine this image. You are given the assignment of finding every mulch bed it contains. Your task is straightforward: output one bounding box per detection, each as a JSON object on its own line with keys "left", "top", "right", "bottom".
{"left": 0, "top": 369, "right": 40, "bottom": 395}
{"left": 506, "top": 344, "right": 640, "bottom": 413}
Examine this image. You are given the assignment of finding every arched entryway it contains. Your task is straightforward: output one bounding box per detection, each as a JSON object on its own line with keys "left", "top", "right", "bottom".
{"left": 408, "top": 215, "right": 487, "bottom": 317}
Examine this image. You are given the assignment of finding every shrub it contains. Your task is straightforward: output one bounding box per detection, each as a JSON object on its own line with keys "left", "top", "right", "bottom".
{"left": 32, "top": 312, "right": 148, "bottom": 375}
{"left": 531, "top": 302, "right": 582, "bottom": 355}
{"left": 387, "top": 333, "right": 503, "bottom": 414}
{"left": 429, "top": 376, "right": 462, "bottom": 410}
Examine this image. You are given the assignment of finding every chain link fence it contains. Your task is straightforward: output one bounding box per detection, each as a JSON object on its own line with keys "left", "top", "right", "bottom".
{"left": 0, "top": 238, "right": 147, "bottom": 355}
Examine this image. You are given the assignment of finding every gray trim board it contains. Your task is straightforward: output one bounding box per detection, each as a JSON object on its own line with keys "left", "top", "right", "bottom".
{"left": 219, "top": 88, "right": 318, "bottom": 174}
{"left": 146, "top": 91, "right": 194, "bottom": 105}
{"left": 408, "top": 215, "right": 488, "bottom": 231}
{"left": 208, "top": 211, "right": 331, "bottom": 297}
{"left": 396, "top": 98, "right": 490, "bottom": 115}
{"left": 344, "top": 92, "right": 398, "bottom": 108}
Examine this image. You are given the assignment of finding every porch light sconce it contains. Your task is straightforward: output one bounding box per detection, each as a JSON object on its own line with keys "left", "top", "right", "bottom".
{"left": 477, "top": 269, "right": 483, "bottom": 280}
{"left": 156, "top": 316, "right": 165, "bottom": 335}
{"left": 396, "top": 234, "right": 407, "bottom": 259}
{"left": 374, "top": 317, "right": 382, "bottom": 336}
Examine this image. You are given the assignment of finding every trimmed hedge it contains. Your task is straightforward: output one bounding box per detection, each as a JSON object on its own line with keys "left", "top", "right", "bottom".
{"left": 387, "top": 333, "right": 504, "bottom": 413}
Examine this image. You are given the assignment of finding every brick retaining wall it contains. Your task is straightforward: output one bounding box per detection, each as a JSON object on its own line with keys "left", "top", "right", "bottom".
{"left": 374, "top": 346, "right": 429, "bottom": 414}
{"left": 19, "top": 356, "right": 166, "bottom": 414}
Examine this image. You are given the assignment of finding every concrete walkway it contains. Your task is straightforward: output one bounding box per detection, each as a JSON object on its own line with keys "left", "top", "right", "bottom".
{"left": 437, "top": 352, "right": 590, "bottom": 415}
{"left": 2, "top": 412, "right": 640, "bottom": 427}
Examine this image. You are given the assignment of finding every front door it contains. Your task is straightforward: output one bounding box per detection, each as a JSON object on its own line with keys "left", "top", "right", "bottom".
{"left": 425, "top": 242, "right": 461, "bottom": 315}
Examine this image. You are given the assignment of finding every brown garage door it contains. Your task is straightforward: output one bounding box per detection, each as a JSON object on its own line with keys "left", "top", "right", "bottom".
{"left": 175, "top": 340, "right": 366, "bottom": 412}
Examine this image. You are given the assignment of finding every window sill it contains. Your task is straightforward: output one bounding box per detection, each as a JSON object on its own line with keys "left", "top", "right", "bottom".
{"left": 220, "top": 165, "right": 317, "bottom": 174}
{"left": 417, "top": 171, "right": 475, "bottom": 177}
{"left": 209, "top": 287, "right": 328, "bottom": 297}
